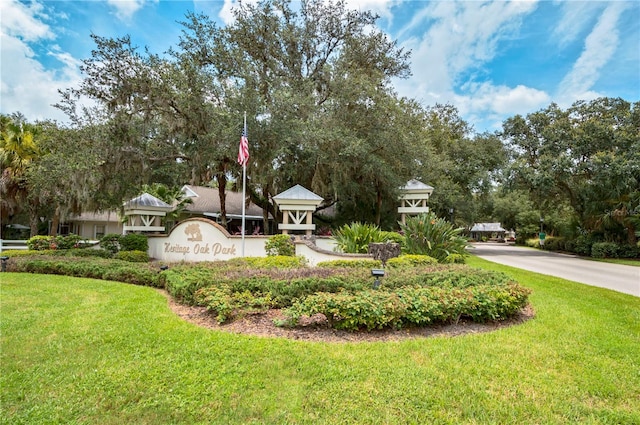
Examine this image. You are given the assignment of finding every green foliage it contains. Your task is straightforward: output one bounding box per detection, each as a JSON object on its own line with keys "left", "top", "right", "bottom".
{"left": 332, "top": 222, "right": 387, "bottom": 253}
{"left": 380, "top": 231, "right": 405, "bottom": 245}
{"left": 264, "top": 234, "right": 295, "bottom": 257}
{"left": 228, "top": 256, "right": 307, "bottom": 268}
{"left": 99, "top": 233, "right": 121, "bottom": 254}
{"left": 316, "top": 259, "right": 382, "bottom": 268}
{"left": 386, "top": 255, "right": 438, "bottom": 268}
{"left": 114, "top": 250, "right": 149, "bottom": 263}
{"left": 591, "top": 242, "right": 620, "bottom": 259}
{"left": 119, "top": 234, "right": 148, "bottom": 252}
{"left": 27, "top": 235, "right": 53, "bottom": 251}
{"left": 400, "top": 213, "right": 469, "bottom": 262}
{"left": 443, "top": 253, "right": 466, "bottom": 264}
{"left": 8, "top": 255, "right": 160, "bottom": 287}
{"left": 285, "top": 282, "right": 531, "bottom": 331}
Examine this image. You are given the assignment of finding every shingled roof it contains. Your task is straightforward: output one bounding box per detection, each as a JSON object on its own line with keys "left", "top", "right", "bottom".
{"left": 181, "top": 185, "right": 271, "bottom": 220}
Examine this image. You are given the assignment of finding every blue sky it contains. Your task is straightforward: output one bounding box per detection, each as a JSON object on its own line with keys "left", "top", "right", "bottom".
{"left": 2, "top": 0, "right": 639, "bottom": 132}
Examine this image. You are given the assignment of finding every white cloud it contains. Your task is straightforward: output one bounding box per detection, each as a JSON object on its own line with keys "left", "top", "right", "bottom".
{"left": 557, "top": 2, "right": 627, "bottom": 105}
{"left": 343, "top": 0, "right": 397, "bottom": 19}
{"left": 457, "top": 83, "right": 550, "bottom": 116}
{"left": 0, "top": 0, "right": 81, "bottom": 122}
{"left": 106, "top": 0, "right": 155, "bottom": 21}
{"left": 1, "top": 0, "right": 53, "bottom": 41}
{"left": 217, "top": 0, "right": 259, "bottom": 25}
{"left": 552, "top": 1, "right": 602, "bottom": 48}
{"left": 394, "top": 1, "right": 540, "bottom": 130}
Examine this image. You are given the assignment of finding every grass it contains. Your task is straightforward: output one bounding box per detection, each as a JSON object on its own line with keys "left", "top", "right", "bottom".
{"left": 2, "top": 261, "right": 639, "bottom": 424}
{"left": 587, "top": 257, "right": 640, "bottom": 267}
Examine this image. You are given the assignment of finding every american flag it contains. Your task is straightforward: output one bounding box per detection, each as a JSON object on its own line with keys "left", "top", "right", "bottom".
{"left": 237, "top": 123, "right": 249, "bottom": 166}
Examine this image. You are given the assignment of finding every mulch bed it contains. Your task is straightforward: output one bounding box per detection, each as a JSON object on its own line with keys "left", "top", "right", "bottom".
{"left": 160, "top": 290, "right": 535, "bottom": 343}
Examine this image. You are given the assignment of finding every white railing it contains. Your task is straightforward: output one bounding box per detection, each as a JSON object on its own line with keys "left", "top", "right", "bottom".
{"left": 0, "top": 240, "right": 29, "bottom": 252}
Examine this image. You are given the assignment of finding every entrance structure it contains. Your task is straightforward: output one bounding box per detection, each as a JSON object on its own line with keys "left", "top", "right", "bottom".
{"left": 123, "top": 193, "right": 173, "bottom": 234}
{"left": 398, "top": 179, "right": 434, "bottom": 224}
{"left": 273, "top": 185, "right": 323, "bottom": 236}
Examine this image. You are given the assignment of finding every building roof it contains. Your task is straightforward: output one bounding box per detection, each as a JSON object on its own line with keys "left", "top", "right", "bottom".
{"left": 470, "top": 223, "right": 506, "bottom": 232}
{"left": 402, "top": 179, "right": 435, "bottom": 191}
{"left": 273, "top": 184, "right": 323, "bottom": 201}
{"left": 68, "top": 211, "right": 121, "bottom": 223}
{"left": 181, "top": 185, "right": 272, "bottom": 220}
{"left": 123, "top": 193, "right": 172, "bottom": 210}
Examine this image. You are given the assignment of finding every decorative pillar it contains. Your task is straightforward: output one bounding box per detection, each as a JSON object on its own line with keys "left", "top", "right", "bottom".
{"left": 273, "top": 185, "right": 323, "bottom": 236}
{"left": 398, "top": 179, "right": 434, "bottom": 224}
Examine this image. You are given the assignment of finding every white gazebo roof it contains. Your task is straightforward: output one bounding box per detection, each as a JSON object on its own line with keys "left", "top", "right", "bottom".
{"left": 402, "top": 179, "right": 435, "bottom": 192}
{"left": 273, "top": 184, "right": 324, "bottom": 202}
{"left": 124, "top": 193, "right": 173, "bottom": 212}
{"left": 470, "top": 223, "right": 506, "bottom": 233}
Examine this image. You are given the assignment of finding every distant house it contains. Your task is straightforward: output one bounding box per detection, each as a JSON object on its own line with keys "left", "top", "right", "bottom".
{"left": 61, "top": 185, "right": 274, "bottom": 238}
{"left": 63, "top": 211, "right": 123, "bottom": 240}
{"left": 470, "top": 223, "right": 506, "bottom": 241}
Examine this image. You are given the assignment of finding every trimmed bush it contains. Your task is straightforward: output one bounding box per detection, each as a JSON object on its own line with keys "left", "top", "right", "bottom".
{"left": 115, "top": 250, "right": 150, "bottom": 263}
{"left": 285, "top": 282, "right": 531, "bottom": 331}
{"left": 228, "top": 256, "right": 307, "bottom": 268}
{"left": 591, "top": 242, "right": 620, "bottom": 258}
{"left": 27, "top": 235, "right": 53, "bottom": 251}
{"left": 264, "top": 234, "right": 295, "bottom": 257}
{"left": 8, "top": 255, "right": 160, "bottom": 287}
{"left": 316, "top": 259, "right": 382, "bottom": 269}
{"left": 120, "top": 234, "right": 148, "bottom": 252}
{"left": 100, "top": 234, "right": 121, "bottom": 254}
{"left": 386, "top": 255, "right": 438, "bottom": 268}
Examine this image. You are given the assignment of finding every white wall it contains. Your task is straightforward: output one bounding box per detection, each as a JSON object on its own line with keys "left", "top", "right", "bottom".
{"left": 147, "top": 218, "right": 372, "bottom": 265}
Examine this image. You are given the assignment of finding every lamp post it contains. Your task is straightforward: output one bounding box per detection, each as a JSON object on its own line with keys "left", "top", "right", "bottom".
{"left": 449, "top": 208, "right": 454, "bottom": 224}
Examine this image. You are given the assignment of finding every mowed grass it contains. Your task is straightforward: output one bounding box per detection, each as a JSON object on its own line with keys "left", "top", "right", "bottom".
{"left": 1, "top": 260, "right": 639, "bottom": 424}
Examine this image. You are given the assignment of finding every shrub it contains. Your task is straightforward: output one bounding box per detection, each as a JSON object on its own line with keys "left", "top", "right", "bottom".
{"left": 380, "top": 231, "right": 405, "bottom": 245}
{"left": 115, "top": 250, "right": 149, "bottom": 263}
{"left": 400, "top": 213, "right": 468, "bottom": 262}
{"left": 332, "top": 222, "right": 387, "bottom": 253}
{"left": 54, "top": 234, "right": 83, "bottom": 250}
{"left": 264, "top": 234, "right": 295, "bottom": 257}
{"left": 591, "top": 242, "right": 620, "bottom": 258}
{"left": 120, "top": 234, "right": 148, "bottom": 252}
{"left": 316, "top": 259, "right": 382, "bottom": 269}
{"left": 284, "top": 282, "right": 531, "bottom": 331}
{"left": 573, "top": 235, "right": 595, "bottom": 256}
{"left": 541, "top": 237, "right": 565, "bottom": 252}
{"left": 443, "top": 253, "right": 466, "bottom": 264}
{"left": 8, "top": 256, "right": 160, "bottom": 286}
{"left": 100, "top": 234, "right": 121, "bottom": 254}
{"left": 27, "top": 235, "right": 53, "bottom": 251}
{"left": 195, "top": 286, "right": 276, "bottom": 323}
{"left": 617, "top": 244, "right": 640, "bottom": 259}
{"left": 386, "top": 255, "right": 438, "bottom": 268}
{"left": 228, "top": 256, "right": 307, "bottom": 269}
{"left": 65, "top": 248, "right": 113, "bottom": 258}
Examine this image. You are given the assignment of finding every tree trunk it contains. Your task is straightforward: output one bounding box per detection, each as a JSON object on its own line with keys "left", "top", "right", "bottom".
{"left": 28, "top": 199, "right": 39, "bottom": 237}
{"left": 217, "top": 169, "right": 227, "bottom": 227}
{"left": 375, "top": 188, "right": 382, "bottom": 227}
{"left": 49, "top": 206, "right": 62, "bottom": 236}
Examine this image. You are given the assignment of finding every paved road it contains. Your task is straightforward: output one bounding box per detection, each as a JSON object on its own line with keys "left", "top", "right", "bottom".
{"left": 470, "top": 243, "right": 640, "bottom": 297}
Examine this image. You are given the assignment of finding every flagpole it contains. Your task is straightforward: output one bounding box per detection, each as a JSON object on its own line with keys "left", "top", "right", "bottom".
{"left": 241, "top": 111, "right": 247, "bottom": 257}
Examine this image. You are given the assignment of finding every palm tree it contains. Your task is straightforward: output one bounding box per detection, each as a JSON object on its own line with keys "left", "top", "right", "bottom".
{"left": 0, "top": 113, "right": 41, "bottom": 236}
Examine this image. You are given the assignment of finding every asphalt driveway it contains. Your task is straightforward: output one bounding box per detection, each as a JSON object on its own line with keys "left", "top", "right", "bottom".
{"left": 470, "top": 243, "right": 640, "bottom": 297}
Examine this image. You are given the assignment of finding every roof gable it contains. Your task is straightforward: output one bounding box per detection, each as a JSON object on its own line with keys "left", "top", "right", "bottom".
{"left": 273, "top": 184, "right": 323, "bottom": 201}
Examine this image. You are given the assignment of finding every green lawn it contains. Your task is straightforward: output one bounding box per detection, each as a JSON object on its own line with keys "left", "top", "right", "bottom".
{"left": 2, "top": 259, "right": 639, "bottom": 424}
